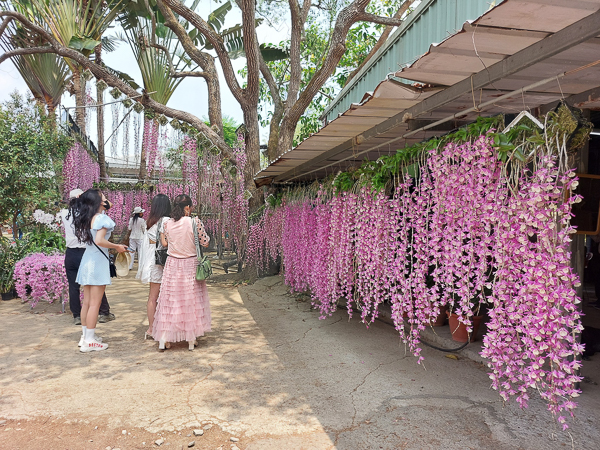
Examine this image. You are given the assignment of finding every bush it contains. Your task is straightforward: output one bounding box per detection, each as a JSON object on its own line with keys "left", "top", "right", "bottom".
{"left": 13, "top": 252, "right": 68, "bottom": 308}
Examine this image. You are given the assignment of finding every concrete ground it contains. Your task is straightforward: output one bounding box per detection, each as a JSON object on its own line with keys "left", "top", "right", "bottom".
{"left": 0, "top": 273, "right": 599, "bottom": 450}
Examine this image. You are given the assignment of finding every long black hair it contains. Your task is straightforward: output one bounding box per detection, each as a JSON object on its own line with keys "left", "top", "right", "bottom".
{"left": 131, "top": 211, "right": 140, "bottom": 225}
{"left": 147, "top": 194, "right": 172, "bottom": 229}
{"left": 171, "top": 194, "right": 192, "bottom": 222}
{"left": 72, "top": 189, "right": 103, "bottom": 244}
{"left": 65, "top": 196, "right": 78, "bottom": 221}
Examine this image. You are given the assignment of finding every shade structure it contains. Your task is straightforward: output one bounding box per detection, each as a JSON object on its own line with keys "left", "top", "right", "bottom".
{"left": 255, "top": 0, "right": 600, "bottom": 185}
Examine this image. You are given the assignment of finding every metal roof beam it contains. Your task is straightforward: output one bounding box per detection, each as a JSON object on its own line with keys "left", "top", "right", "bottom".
{"left": 270, "top": 8, "right": 600, "bottom": 183}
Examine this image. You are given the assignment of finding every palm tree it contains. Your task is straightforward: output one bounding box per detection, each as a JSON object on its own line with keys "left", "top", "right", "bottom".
{"left": 0, "top": 2, "right": 70, "bottom": 119}
{"left": 120, "top": 12, "right": 194, "bottom": 180}
{"left": 0, "top": 39, "right": 70, "bottom": 118}
{"left": 18, "top": 0, "right": 127, "bottom": 134}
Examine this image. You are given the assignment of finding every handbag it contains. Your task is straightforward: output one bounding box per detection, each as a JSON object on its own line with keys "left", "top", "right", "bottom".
{"left": 92, "top": 237, "right": 117, "bottom": 278}
{"left": 154, "top": 218, "right": 168, "bottom": 266}
{"left": 193, "top": 217, "right": 212, "bottom": 280}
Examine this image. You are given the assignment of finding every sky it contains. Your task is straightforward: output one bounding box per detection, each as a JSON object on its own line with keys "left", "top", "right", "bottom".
{"left": 0, "top": 2, "right": 291, "bottom": 150}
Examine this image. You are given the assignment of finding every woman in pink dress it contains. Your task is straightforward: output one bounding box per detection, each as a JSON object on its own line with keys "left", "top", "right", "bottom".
{"left": 151, "top": 194, "right": 211, "bottom": 351}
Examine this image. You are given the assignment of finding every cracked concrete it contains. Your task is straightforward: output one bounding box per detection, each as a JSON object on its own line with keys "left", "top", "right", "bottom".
{"left": 0, "top": 274, "right": 599, "bottom": 449}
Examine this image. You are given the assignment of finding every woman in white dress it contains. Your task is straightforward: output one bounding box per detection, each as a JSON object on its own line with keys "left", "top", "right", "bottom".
{"left": 137, "top": 194, "right": 171, "bottom": 339}
{"left": 128, "top": 206, "right": 147, "bottom": 269}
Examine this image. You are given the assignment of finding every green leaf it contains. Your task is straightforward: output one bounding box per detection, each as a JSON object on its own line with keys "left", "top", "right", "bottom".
{"left": 68, "top": 36, "right": 101, "bottom": 51}
{"left": 155, "top": 23, "right": 169, "bottom": 39}
{"left": 260, "top": 44, "right": 289, "bottom": 62}
{"left": 208, "top": 0, "right": 232, "bottom": 33}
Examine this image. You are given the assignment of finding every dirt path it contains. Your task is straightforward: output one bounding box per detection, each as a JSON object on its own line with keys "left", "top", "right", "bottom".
{"left": 1, "top": 274, "right": 599, "bottom": 449}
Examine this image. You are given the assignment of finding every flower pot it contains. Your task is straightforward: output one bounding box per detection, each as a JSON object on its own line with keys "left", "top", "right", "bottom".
{"left": 429, "top": 306, "right": 448, "bottom": 327}
{"left": 447, "top": 312, "right": 483, "bottom": 343}
{"left": 1, "top": 291, "right": 14, "bottom": 301}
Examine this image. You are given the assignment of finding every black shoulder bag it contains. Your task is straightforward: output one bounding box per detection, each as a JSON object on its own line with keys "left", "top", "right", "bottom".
{"left": 155, "top": 218, "right": 169, "bottom": 266}
{"left": 91, "top": 234, "right": 117, "bottom": 278}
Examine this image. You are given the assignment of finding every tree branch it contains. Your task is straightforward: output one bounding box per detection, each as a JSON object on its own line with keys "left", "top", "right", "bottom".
{"left": 0, "top": 45, "right": 54, "bottom": 65}
{"left": 287, "top": 0, "right": 305, "bottom": 110}
{"left": 345, "top": 0, "right": 414, "bottom": 86}
{"left": 0, "top": 16, "right": 14, "bottom": 40}
{"left": 160, "top": 0, "right": 247, "bottom": 106}
{"left": 356, "top": 12, "right": 405, "bottom": 27}
{"left": 156, "top": 0, "right": 224, "bottom": 135}
{"left": 0, "top": 10, "right": 236, "bottom": 163}
{"left": 171, "top": 70, "right": 209, "bottom": 79}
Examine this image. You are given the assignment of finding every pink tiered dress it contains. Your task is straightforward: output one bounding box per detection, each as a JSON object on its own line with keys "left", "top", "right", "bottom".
{"left": 151, "top": 216, "right": 211, "bottom": 343}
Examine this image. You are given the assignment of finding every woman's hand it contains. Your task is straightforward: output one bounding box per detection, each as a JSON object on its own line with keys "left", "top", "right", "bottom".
{"left": 115, "top": 244, "right": 129, "bottom": 253}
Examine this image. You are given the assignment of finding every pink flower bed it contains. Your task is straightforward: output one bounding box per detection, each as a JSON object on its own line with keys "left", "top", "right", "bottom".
{"left": 14, "top": 253, "right": 68, "bottom": 308}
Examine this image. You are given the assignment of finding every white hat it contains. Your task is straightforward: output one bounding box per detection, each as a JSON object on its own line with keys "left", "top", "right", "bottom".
{"left": 114, "top": 252, "right": 132, "bottom": 277}
{"left": 69, "top": 188, "right": 84, "bottom": 199}
{"left": 133, "top": 206, "right": 145, "bottom": 214}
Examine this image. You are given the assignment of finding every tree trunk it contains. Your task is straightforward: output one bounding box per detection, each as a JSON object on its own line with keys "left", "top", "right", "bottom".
{"left": 95, "top": 46, "right": 108, "bottom": 181}
{"left": 205, "top": 59, "right": 223, "bottom": 136}
{"left": 46, "top": 103, "right": 56, "bottom": 125}
{"left": 96, "top": 86, "right": 107, "bottom": 181}
{"left": 72, "top": 66, "right": 86, "bottom": 135}
{"left": 243, "top": 107, "right": 262, "bottom": 208}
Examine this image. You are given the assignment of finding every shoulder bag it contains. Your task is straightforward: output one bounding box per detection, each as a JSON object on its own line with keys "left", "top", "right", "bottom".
{"left": 193, "top": 217, "right": 212, "bottom": 280}
{"left": 91, "top": 235, "right": 117, "bottom": 278}
{"left": 155, "top": 218, "right": 169, "bottom": 266}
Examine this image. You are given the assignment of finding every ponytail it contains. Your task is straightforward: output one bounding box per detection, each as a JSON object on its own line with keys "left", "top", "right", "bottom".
{"left": 171, "top": 194, "right": 192, "bottom": 221}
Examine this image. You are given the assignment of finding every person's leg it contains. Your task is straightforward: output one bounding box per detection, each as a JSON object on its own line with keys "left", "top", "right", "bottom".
{"left": 146, "top": 282, "right": 160, "bottom": 335}
{"left": 85, "top": 285, "right": 105, "bottom": 336}
{"left": 80, "top": 285, "right": 109, "bottom": 351}
{"left": 65, "top": 248, "right": 84, "bottom": 319}
{"left": 129, "top": 239, "right": 140, "bottom": 269}
{"left": 81, "top": 285, "right": 90, "bottom": 328}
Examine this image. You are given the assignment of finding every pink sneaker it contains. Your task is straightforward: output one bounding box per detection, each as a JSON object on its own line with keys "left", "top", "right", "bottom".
{"left": 80, "top": 338, "right": 108, "bottom": 352}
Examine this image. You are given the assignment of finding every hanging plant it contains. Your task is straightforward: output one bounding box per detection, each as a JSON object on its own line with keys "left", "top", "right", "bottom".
{"left": 96, "top": 79, "right": 108, "bottom": 91}
{"left": 109, "top": 87, "right": 122, "bottom": 99}
{"left": 144, "top": 108, "right": 156, "bottom": 120}
{"left": 157, "top": 114, "right": 169, "bottom": 127}
{"left": 133, "top": 102, "right": 144, "bottom": 114}
{"left": 122, "top": 98, "right": 133, "bottom": 108}
{"left": 170, "top": 119, "right": 181, "bottom": 130}
{"left": 81, "top": 69, "right": 93, "bottom": 81}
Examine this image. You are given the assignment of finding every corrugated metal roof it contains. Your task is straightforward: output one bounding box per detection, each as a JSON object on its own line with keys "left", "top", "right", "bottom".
{"left": 256, "top": 0, "right": 600, "bottom": 185}
{"left": 323, "top": 0, "right": 497, "bottom": 123}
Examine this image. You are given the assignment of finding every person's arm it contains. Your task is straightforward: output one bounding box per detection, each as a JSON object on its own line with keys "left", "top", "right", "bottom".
{"left": 159, "top": 231, "right": 168, "bottom": 248}
{"left": 196, "top": 219, "right": 210, "bottom": 248}
{"left": 95, "top": 228, "right": 128, "bottom": 253}
{"left": 159, "top": 221, "right": 168, "bottom": 248}
{"left": 141, "top": 219, "right": 147, "bottom": 234}
{"left": 128, "top": 217, "right": 132, "bottom": 231}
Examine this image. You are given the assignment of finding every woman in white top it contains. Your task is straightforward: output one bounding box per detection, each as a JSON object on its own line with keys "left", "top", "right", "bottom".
{"left": 128, "top": 206, "right": 147, "bottom": 269}
{"left": 136, "top": 194, "right": 171, "bottom": 339}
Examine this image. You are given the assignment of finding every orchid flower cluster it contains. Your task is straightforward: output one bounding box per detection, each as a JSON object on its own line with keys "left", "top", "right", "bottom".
{"left": 13, "top": 252, "right": 68, "bottom": 308}
{"left": 62, "top": 142, "right": 100, "bottom": 198}
{"left": 143, "top": 118, "right": 160, "bottom": 175}
{"left": 481, "top": 157, "right": 583, "bottom": 430}
{"left": 197, "top": 135, "right": 249, "bottom": 257}
{"left": 245, "top": 134, "right": 584, "bottom": 426}
{"left": 33, "top": 209, "right": 61, "bottom": 231}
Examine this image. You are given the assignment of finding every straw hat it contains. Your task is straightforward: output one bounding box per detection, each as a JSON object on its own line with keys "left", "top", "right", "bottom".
{"left": 114, "top": 252, "right": 132, "bottom": 277}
